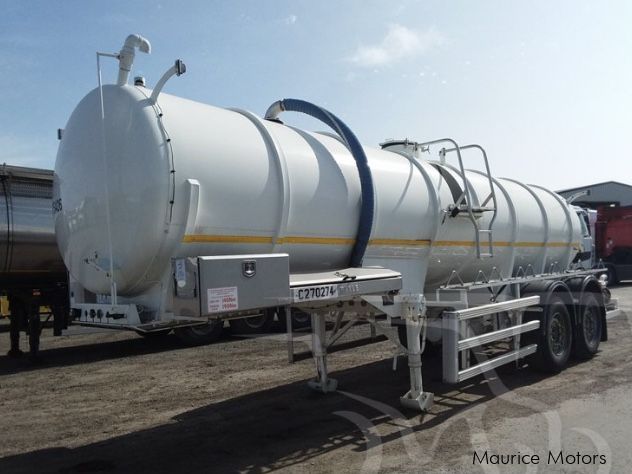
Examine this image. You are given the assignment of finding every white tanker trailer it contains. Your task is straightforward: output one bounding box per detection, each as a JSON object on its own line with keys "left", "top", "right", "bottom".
{"left": 54, "top": 35, "right": 618, "bottom": 410}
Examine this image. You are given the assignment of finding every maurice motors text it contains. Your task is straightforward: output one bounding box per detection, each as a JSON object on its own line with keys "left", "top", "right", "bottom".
{"left": 473, "top": 450, "right": 607, "bottom": 466}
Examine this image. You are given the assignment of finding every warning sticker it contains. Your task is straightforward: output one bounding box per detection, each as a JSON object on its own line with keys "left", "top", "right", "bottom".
{"left": 207, "top": 286, "right": 239, "bottom": 313}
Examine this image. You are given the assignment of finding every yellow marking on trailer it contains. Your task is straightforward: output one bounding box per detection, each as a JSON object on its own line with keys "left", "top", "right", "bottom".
{"left": 433, "top": 240, "right": 580, "bottom": 248}
{"left": 508, "top": 241, "right": 544, "bottom": 247}
{"left": 368, "top": 238, "right": 431, "bottom": 247}
{"left": 277, "top": 236, "right": 355, "bottom": 245}
{"left": 183, "top": 235, "right": 432, "bottom": 246}
{"left": 182, "top": 235, "right": 353, "bottom": 245}
{"left": 547, "top": 242, "right": 581, "bottom": 248}
{"left": 182, "top": 235, "right": 274, "bottom": 244}
{"left": 183, "top": 235, "right": 580, "bottom": 249}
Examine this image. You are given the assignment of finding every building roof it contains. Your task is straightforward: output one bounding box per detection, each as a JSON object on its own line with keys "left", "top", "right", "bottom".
{"left": 556, "top": 181, "right": 632, "bottom": 194}
{"left": 0, "top": 163, "right": 53, "bottom": 183}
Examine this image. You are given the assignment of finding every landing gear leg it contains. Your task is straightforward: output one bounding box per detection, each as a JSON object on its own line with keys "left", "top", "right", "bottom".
{"left": 400, "top": 296, "right": 434, "bottom": 411}
{"left": 28, "top": 302, "right": 41, "bottom": 361}
{"left": 7, "top": 298, "right": 23, "bottom": 358}
{"left": 52, "top": 304, "right": 65, "bottom": 337}
{"left": 307, "top": 313, "right": 337, "bottom": 393}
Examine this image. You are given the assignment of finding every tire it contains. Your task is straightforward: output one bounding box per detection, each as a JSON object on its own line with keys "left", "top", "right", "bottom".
{"left": 174, "top": 321, "right": 223, "bottom": 346}
{"left": 229, "top": 309, "right": 275, "bottom": 334}
{"left": 527, "top": 296, "right": 573, "bottom": 373}
{"left": 290, "top": 309, "right": 312, "bottom": 329}
{"left": 573, "top": 293, "right": 603, "bottom": 359}
{"left": 278, "top": 308, "right": 312, "bottom": 330}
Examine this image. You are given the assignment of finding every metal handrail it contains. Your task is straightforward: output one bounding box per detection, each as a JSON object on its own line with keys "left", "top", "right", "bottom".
{"left": 442, "top": 143, "right": 498, "bottom": 258}
{"left": 415, "top": 139, "right": 480, "bottom": 251}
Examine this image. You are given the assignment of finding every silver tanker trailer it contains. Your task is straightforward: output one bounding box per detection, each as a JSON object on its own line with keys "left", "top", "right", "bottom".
{"left": 53, "top": 35, "right": 619, "bottom": 410}
{"left": 0, "top": 164, "right": 68, "bottom": 357}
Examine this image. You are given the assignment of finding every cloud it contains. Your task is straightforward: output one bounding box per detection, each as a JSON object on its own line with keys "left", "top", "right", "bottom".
{"left": 349, "top": 24, "right": 445, "bottom": 67}
{"left": 283, "top": 14, "right": 297, "bottom": 25}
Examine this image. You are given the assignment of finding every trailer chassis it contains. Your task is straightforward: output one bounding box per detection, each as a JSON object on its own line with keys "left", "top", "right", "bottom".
{"left": 66, "top": 253, "right": 617, "bottom": 412}
{"left": 287, "top": 267, "right": 615, "bottom": 412}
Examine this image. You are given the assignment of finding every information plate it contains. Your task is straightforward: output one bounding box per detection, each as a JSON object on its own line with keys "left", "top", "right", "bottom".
{"left": 292, "top": 284, "right": 338, "bottom": 302}
{"left": 207, "top": 286, "right": 239, "bottom": 313}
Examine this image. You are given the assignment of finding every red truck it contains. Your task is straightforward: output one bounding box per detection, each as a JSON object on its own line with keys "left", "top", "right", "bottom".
{"left": 595, "top": 205, "right": 632, "bottom": 284}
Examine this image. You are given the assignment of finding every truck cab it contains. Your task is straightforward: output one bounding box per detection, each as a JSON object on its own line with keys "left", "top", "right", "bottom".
{"left": 595, "top": 205, "right": 632, "bottom": 284}
{"left": 572, "top": 206, "right": 596, "bottom": 269}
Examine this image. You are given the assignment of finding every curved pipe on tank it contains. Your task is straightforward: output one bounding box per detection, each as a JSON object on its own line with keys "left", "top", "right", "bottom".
{"left": 150, "top": 60, "right": 187, "bottom": 103}
{"left": 264, "top": 99, "right": 374, "bottom": 267}
{"left": 117, "top": 34, "right": 151, "bottom": 86}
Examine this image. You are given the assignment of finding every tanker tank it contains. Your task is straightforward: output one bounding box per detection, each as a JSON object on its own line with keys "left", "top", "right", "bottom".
{"left": 54, "top": 87, "right": 583, "bottom": 300}
{"left": 0, "top": 164, "right": 66, "bottom": 286}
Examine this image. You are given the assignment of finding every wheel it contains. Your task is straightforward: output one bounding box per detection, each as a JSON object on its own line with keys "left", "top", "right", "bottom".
{"left": 528, "top": 296, "right": 573, "bottom": 373}
{"left": 290, "top": 309, "right": 312, "bottom": 329}
{"left": 278, "top": 308, "right": 312, "bottom": 330}
{"left": 174, "top": 321, "right": 223, "bottom": 345}
{"left": 573, "top": 293, "right": 603, "bottom": 359}
{"left": 229, "top": 309, "right": 275, "bottom": 334}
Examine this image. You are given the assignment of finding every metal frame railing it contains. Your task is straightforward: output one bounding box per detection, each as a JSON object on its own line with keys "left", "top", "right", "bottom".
{"left": 441, "top": 296, "right": 540, "bottom": 384}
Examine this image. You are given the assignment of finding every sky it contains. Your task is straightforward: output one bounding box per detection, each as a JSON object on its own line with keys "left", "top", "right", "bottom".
{"left": 1, "top": 0, "right": 631, "bottom": 190}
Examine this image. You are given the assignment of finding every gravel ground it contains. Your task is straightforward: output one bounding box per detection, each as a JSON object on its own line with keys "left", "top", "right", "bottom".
{"left": 0, "top": 286, "right": 630, "bottom": 473}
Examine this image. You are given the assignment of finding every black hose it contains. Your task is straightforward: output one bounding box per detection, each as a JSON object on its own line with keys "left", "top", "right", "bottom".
{"left": 265, "top": 98, "right": 374, "bottom": 267}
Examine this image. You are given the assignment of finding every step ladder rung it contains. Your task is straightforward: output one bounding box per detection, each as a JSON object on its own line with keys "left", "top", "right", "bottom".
{"left": 419, "top": 140, "right": 499, "bottom": 262}
{"left": 456, "top": 344, "right": 537, "bottom": 382}
{"left": 458, "top": 320, "right": 540, "bottom": 351}
{"left": 446, "top": 296, "right": 540, "bottom": 321}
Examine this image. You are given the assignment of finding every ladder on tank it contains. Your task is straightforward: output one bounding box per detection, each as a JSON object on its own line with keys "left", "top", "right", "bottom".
{"left": 417, "top": 139, "right": 498, "bottom": 258}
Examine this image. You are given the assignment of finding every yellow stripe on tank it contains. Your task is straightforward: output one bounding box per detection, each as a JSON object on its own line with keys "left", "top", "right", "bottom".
{"left": 181, "top": 234, "right": 274, "bottom": 244}
{"left": 182, "top": 234, "right": 578, "bottom": 249}
{"left": 368, "top": 238, "right": 431, "bottom": 247}
{"left": 277, "top": 236, "right": 355, "bottom": 245}
{"left": 181, "top": 235, "right": 352, "bottom": 245}
{"left": 182, "top": 235, "right": 430, "bottom": 246}
{"left": 434, "top": 240, "right": 580, "bottom": 248}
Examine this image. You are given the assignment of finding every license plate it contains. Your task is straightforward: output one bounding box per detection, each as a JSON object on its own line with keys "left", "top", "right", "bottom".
{"left": 292, "top": 284, "right": 338, "bottom": 302}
